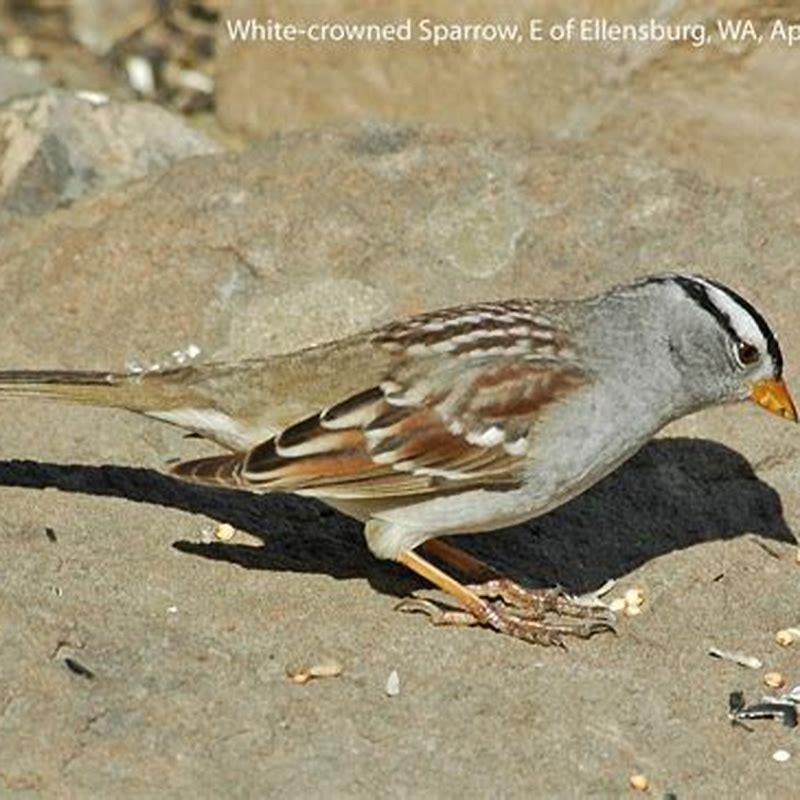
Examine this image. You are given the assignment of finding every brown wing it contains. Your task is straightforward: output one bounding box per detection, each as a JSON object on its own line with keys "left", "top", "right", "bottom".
{"left": 171, "top": 353, "right": 585, "bottom": 499}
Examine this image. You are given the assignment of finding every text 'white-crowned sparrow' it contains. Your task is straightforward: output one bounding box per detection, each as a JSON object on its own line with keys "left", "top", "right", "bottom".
{"left": 1, "top": 274, "right": 795, "bottom": 645}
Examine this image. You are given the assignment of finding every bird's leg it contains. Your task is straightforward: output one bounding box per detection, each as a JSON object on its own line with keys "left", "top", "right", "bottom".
{"left": 421, "top": 538, "right": 612, "bottom": 621}
{"left": 420, "top": 537, "right": 501, "bottom": 582}
{"left": 395, "top": 549, "right": 614, "bottom": 646}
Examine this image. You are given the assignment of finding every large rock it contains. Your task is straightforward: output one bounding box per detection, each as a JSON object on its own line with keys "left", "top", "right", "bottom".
{"left": 1, "top": 123, "right": 796, "bottom": 369}
{"left": 0, "top": 125, "right": 798, "bottom": 796}
{"left": 217, "top": 1, "right": 800, "bottom": 183}
{"left": 0, "top": 89, "right": 220, "bottom": 218}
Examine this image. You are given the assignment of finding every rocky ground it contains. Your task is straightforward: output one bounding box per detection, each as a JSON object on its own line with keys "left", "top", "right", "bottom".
{"left": 1, "top": 2, "right": 800, "bottom": 798}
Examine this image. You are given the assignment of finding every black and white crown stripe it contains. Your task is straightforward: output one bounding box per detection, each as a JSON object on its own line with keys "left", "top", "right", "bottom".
{"left": 648, "top": 274, "right": 783, "bottom": 376}
{"left": 681, "top": 276, "right": 782, "bottom": 375}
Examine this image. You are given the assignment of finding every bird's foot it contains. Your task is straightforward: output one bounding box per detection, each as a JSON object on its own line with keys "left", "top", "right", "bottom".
{"left": 465, "top": 578, "right": 615, "bottom": 623}
{"left": 396, "top": 595, "right": 615, "bottom": 647}
{"left": 395, "top": 550, "right": 615, "bottom": 646}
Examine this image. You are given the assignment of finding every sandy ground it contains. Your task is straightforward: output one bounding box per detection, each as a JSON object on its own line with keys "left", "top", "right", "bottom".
{"left": 1, "top": 396, "right": 799, "bottom": 798}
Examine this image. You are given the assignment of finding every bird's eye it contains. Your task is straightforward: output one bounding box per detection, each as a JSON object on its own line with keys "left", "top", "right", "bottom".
{"left": 735, "top": 341, "right": 760, "bottom": 366}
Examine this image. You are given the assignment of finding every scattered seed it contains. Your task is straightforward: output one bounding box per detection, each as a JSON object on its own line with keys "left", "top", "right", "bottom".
{"left": 45, "top": 527, "right": 57, "bottom": 543}
{"left": 609, "top": 598, "right": 627, "bottom": 613}
{"left": 795, "top": 548, "right": 800, "bottom": 565}
{"left": 308, "top": 660, "right": 343, "bottom": 679}
{"left": 764, "top": 672, "right": 786, "bottom": 689}
{"left": 625, "top": 604, "right": 642, "bottom": 617}
{"left": 624, "top": 588, "right": 645, "bottom": 608}
{"left": 286, "top": 659, "right": 343, "bottom": 684}
{"left": 776, "top": 630, "right": 795, "bottom": 647}
{"left": 214, "top": 523, "right": 235, "bottom": 542}
{"left": 708, "top": 647, "right": 763, "bottom": 670}
{"left": 773, "top": 749, "right": 791, "bottom": 763}
{"left": 64, "top": 657, "right": 95, "bottom": 680}
{"left": 386, "top": 670, "right": 400, "bottom": 697}
{"left": 628, "top": 773, "right": 649, "bottom": 791}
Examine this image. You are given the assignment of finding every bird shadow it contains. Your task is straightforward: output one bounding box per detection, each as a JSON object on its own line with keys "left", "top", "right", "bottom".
{"left": 0, "top": 437, "right": 794, "bottom": 596}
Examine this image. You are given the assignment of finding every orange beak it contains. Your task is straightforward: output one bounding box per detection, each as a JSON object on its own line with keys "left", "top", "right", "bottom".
{"left": 750, "top": 378, "right": 798, "bottom": 422}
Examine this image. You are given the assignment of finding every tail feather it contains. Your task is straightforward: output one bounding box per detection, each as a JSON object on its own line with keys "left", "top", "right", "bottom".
{"left": 0, "top": 366, "right": 254, "bottom": 449}
{"left": 170, "top": 453, "right": 246, "bottom": 488}
{"left": 0, "top": 369, "right": 122, "bottom": 403}
{"left": 0, "top": 367, "right": 189, "bottom": 411}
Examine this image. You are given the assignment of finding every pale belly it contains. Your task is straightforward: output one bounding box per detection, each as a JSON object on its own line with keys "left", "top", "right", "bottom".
{"left": 335, "top": 394, "right": 665, "bottom": 559}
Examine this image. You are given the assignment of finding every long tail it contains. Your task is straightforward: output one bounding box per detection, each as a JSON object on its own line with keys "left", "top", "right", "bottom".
{"left": 0, "top": 368, "right": 185, "bottom": 410}
{"left": 0, "top": 366, "right": 256, "bottom": 450}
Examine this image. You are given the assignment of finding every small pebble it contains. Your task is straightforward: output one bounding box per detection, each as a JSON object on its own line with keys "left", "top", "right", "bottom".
{"left": 624, "top": 588, "right": 645, "bottom": 608}
{"left": 609, "top": 598, "right": 627, "bottom": 613}
{"left": 628, "top": 773, "right": 649, "bottom": 791}
{"left": 764, "top": 672, "right": 786, "bottom": 689}
{"left": 776, "top": 630, "right": 795, "bottom": 647}
{"left": 773, "top": 749, "right": 791, "bottom": 763}
{"left": 126, "top": 55, "right": 156, "bottom": 96}
{"left": 214, "top": 523, "right": 235, "bottom": 542}
{"left": 385, "top": 670, "right": 400, "bottom": 697}
{"left": 75, "top": 90, "right": 110, "bottom": 106}
{"left": 795, "top": 548, "right": 800, "bottom": 564}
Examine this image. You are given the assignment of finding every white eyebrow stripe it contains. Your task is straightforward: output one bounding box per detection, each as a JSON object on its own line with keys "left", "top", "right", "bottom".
{"left": 695, "top": 279, "right": 768, "bottom": 349}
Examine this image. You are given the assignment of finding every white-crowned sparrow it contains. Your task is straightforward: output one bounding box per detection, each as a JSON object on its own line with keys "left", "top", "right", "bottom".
{"left": 1, "top": 274, "right": 795, "bottom": 644}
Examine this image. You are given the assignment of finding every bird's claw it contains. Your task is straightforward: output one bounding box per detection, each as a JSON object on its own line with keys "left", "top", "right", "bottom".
{"left": 396, "top": 592, "right": 616, "bottom": 646}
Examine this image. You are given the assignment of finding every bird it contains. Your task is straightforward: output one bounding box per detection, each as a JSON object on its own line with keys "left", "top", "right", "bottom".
{"left": 0, "top": 273, "right": 795, "bottom": 645}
